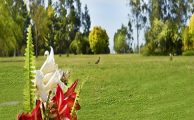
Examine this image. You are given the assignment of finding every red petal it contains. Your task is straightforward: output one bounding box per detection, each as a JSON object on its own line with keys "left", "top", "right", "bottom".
{"left": 64, "top": 80, "right": 78, "bottom": 99}
{"left": 17, "top": 100, "right": 42, "bottom": 120}
{"left": 71, "top": 92, "right": 77, "bottom": 99}
{"left": 50, "top": 80, "right": 79, "bottom": 120}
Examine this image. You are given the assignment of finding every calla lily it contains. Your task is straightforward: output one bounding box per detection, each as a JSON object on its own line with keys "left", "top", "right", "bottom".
{"left": 40, "top": 47, "right": 57, "bottom": 74}
{"left": 35, "top": 47, "right": 66, "bottom": 102}
{"left": 18, "top": 100, "right": 42, "bottom": 120}
{"left": 18, "top": 46, "right": 81, "bottom": 120}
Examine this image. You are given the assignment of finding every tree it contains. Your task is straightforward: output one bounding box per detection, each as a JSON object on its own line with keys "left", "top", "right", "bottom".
{"left": 81, "top": 4, "right": 91, "bottom": 54}
{"left": 82, "top": 35, "right": 91, "bottom": 54}
{"left": 70, "top": 32, "right": 83, "bottom": 54}
{"left": 31, "top": 3, "right": 50, "bottom": 57}
{"left": 182, "top": 27, "right": 192, "bottom": 50}
{"left": 89, "top": 26, "right": 110, "bottom": 54}
{"left": 0, "top": 0, "right": 90, "bottom": 56}
{"left": 46, "top": 0, "right": 55, "bottom": 48}
{"left": 54, "top": 0, "right": 84, "bottom": 56}
{"left": 54, "top": 1, "right": 68, "bottom": 56}
{"left": 184, "top": 14, "right": 194, "bottom": 50}
{"left": 0, "top": 0, "right": 22, "bottom": 56}
{"left": 0, "top": 0, "right": 30, "bottom": 56}
{"left": 189, "top": 14, "right": 194, "bottom": 35}
{"left": 144, "top": 19, "right": 168, "bottom": 54}
{"left": 82, "top": 5, "right": 91, "bottom": 35}
{"left": 75, "top": 0, "right": 82, "bottom": 31}
{"left": 143, "top": 0, "right": 192, "bottom": 55}
{"left": 114, "top": 25, "right": 131, "bottom": 53}
{"left": 10, "top": 0, "right": 30, "bottom": 56}
{"left": 144, "top": 18, "right": 182, "bottom": 55}
{"left": 128, "top": 0, "right": 148, "bottom": 54}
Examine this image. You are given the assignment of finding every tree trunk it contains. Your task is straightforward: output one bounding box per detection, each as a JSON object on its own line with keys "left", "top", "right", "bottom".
{"left": 136, "top": 15, "right": 140, "bottom": 54}
{"left": 66, "top": 49, "right": 69, "bottom": 57}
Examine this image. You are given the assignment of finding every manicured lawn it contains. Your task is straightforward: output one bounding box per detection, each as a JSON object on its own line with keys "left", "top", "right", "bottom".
{"left": 0, "top": 55, "right": 194, "bottom": 119}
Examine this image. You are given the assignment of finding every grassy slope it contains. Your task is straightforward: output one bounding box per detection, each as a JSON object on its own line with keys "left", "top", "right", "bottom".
{"left": 0, "top": 55, "right": 194, "bottom": 119}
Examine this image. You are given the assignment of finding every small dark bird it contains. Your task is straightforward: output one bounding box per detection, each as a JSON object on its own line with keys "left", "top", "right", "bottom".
{"left": 95, "top": 56, "right": 100, "bottom": 64}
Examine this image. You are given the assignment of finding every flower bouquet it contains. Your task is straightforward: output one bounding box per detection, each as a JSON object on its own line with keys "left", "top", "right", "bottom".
{"left": 17, "top": 25, "right": 80, "bottom": 120}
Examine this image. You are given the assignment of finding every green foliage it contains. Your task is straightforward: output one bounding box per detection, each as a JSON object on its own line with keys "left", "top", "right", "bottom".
{"left": 189, "top": 15, "right": 194, "bottom": 35}
{"left": 0, "top": 1, "right": 23, "bottom": 56}
{"left": 0, "top": 0, "right": 91, "bottom": 57}
{"left": 144, "top": 19, "right": 182, "bottom": 55}
{"left": 181, "top": 14, "right": 194, "bottom": 52}
{"left": 148, "top": 0, "right": 190, "bottom": 26}
{"left": 182, "top": 50, "right": 194, "bottom": 56}
{"left": 70, "top": 40, "right": 78, "bottom": 54}
{"left": 31, "top": 4, "right": 50, "bottom": 57}
{"left": 82, "top": 5, "right": 91, "bottom": 35}
{"left": 143, "top": 0, "right": 193, "bottom": 55}
{"left": 70, "top": 32, "right": 83, "bottom": 54}
{"left": 114, "top": 25, "right": 131, "bottom": 53}
{"left": 0, "top": 0, "right": 30, "bottom": 56}
{"left": 82, "top": 35, "right": 92, "bottom": 54}
{"left": 129, "top": 0, "right": 148, "bottom": 53}
{"left": 89, "top": 26, "right": 110, "bottom": 54}
{"left": 144, "top": 19, "right": 167, "bottom": 55}
{"left": 54, "top": 0, "right": 84, "bottom": 56}
{"left": 13, "top": 0, "right": 30, "bottom": 56}
{"left": 23, "top": 25, "right": 36, "bottom": 112}
{"left": 182, "top": 26, "right": 192, "bottom": 50}
{"left": 47, "top": 3, "right": 55, "bottom": 48}
{"left": 54, "top": 1, "right": 68, "bottom": 56}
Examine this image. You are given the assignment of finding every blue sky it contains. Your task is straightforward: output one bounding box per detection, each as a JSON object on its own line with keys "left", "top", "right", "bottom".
{"left": 81, "top": 0, "right": 130, "bottom": 52}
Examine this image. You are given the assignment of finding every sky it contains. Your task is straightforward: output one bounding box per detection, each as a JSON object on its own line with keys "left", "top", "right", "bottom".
{"left": 81, "top": 0, "right": 130, "bottom": 53}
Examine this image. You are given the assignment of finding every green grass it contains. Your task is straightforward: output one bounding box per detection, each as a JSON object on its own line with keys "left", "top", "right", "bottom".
{"left": 1, "top": 55, "right": 194, "bottom": 119}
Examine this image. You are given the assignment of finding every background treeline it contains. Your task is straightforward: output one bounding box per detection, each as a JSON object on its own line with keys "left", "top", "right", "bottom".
{"left": 126, "top": 0, "right": 194, "bottom": 55}
{"left": 114, "top": 0, "right": 194, "bottom": 55}
{"left": 3, "top": 0, "right": 194, "bottom": 56}
{"left": 0, "top": 0, "right": 93, "bottom": 56}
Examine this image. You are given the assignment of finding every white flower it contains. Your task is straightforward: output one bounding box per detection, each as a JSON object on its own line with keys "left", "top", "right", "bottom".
{"left": 35, "top": 47, "right": 66, "bottom": 102}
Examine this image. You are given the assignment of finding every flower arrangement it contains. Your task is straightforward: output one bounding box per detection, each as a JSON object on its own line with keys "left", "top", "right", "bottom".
{"left": 18, "top": 25, "right": 80, "bottom": 120}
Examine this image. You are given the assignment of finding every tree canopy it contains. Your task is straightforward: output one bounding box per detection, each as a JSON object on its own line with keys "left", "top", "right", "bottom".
{"left": 114, "top": 25, "right": 132, "bottom": 53}
{"left": 89, "top": 26, "right": 110, "bottom": 54}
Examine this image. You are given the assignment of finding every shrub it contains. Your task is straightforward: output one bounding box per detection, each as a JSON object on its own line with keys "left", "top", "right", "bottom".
{"left": 182, "top": 50, "right": 194, "bottom": 56}
{"left": 89, "top": 26, "right": 109, "bottom": 54}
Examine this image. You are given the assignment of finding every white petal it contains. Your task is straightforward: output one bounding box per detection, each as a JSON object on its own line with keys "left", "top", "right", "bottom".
{"left": 45, "top": 70, "right": 60, "bottom": 91}
{"left": 34, "top": 47, "right": 66, "bottom": 102}
{"left": 43, "top": 72, "right": 54, "bottom": 85}
{"left": 39, "top": 90, "right": 48, "bottom": 102}
{"left": 35, "top": 70, "right": 44, "bottom": 88}
{"left": 40, "top": 47, "right": 57, "bottom": 74}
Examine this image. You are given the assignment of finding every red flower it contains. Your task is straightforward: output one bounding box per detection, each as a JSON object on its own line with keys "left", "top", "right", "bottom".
{"left": 18, "top": 100, "right": 42, "bottom": 120}
{"left": 18, "top": 80, "right": 80, "bottom": 120}
{"left": 50, "top": 80, "right": 80, "bottom": 120}
{"left": 64, "top": 80, "right": 80, "bottom": 111}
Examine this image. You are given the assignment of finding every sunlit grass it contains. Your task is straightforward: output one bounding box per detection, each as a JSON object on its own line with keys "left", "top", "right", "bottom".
{"left": 0, "top": 55, "right": 194, "bottom": 119}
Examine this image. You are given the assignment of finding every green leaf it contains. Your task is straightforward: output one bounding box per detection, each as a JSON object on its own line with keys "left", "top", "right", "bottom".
{"left": 23, "top": 25, "right": 36, "bottom": 112}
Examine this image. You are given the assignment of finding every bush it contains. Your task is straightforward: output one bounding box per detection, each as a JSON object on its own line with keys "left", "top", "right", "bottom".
{"left": 70, "top": 40, "right": 77, "bottom": 54}
{"left": 89, "top": 26, "right": 109, "bottom": 54}
{"left": 182, "top": 50, "right": 194, "bottom": 56}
